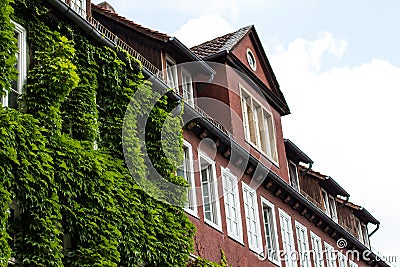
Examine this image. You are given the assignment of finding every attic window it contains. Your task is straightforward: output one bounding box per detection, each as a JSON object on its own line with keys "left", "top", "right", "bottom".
{"left": 246, "top": 48, "right": 256, "bottom": 71}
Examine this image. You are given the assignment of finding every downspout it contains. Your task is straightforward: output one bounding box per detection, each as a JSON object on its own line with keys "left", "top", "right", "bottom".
{"left": 369, "top": 223, "right": 380, "bottom": 237}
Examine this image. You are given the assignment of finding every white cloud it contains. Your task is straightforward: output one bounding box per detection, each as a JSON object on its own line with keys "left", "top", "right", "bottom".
{"left": 269, "top": 33, "right": 400, "bottom": 257}
{"left": 172, "top": 15, "right": 235, "bottom": 47}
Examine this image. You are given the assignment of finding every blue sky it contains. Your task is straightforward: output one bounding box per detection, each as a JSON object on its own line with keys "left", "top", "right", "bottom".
{"left": 93, "top": 0, "right": 400, "bottom": 261}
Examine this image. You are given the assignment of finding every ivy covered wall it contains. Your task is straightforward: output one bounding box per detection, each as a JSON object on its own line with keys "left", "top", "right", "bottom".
{"left": 0, "top": 0, "right": 199, "bottom": 266}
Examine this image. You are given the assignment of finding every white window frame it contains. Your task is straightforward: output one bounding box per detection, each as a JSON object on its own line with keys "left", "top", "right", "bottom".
{"left": 337, "top": 251, "right": 348, "bottom": 267}
{"left": 199, "top": 150, "right": 222, "bottom": 231}
{"left": 325, "top": 242, "right": 338, "bottom": 267}
{"left": 242, "top": 182, "right": 263, "bottom": 254}
{"left": 240, "top": 86, "right": 278, "bottom": 164}
{"left": 310, "top": 231, "right": 324, "bottom": 267}
{"left": 178, "top": 140, "right": 197, "bottom": 217}
{"left": 181, "top": 68, "right": 194, "bottom": 107}
{"left": 288, "top": 161, "right": 300, "bottom": 191}
{"left": 356, "top": 220, "right": 370, "bottom": 247}
{"left": 165, "top": 55, "right": 178, "bottom": 91}
{"left": 279, "top": 209, "right": 297, "bottom": 267}
{"left": 261, "top": 197, "right": 280, "bottom": 266}
{"left": 70, "top": 0, "right": 87, "bottom": 17}
{"left": 221, "top": 167, "right": 243, "bottom": 243}
{"left": 295, "top": 221, "right": 311, "bottom": 267}
{"left": 3, "top": 21, "right": 27, "bottom": 108}
{"left": 322, "top": 189, "right": 338, "bottom": 222}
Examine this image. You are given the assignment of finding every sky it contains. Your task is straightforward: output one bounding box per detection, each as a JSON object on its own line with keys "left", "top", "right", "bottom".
{"left": 93, "top": 0, "right": 400, "bottom": 261}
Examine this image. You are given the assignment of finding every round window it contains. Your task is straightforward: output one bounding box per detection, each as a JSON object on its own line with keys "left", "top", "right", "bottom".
{"left": 246, "top": 49, "right": 256, "bottom": 71}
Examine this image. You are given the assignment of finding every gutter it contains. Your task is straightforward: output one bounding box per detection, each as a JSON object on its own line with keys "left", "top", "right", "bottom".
{"left": 46, "top": 0, "right": 114, "bottom": 48}
{"left": 44, "top": 2, "right": 387, "bottom": 265}
{"left": 169, "top": 37, "right": 216, "bottom": 76}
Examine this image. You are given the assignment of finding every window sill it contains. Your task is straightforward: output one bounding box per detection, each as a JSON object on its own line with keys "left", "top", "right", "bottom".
{"left": 204, "top": 219, "right": 223, "bottom": 233}
{"left": 227, "top": 234, "right": 245, "bottom": 246}
{"left": 245, "top": 139, "right": 280, "bottom": 168}
{"left": 185, "top": 208, "right": 199, "bottom": 219}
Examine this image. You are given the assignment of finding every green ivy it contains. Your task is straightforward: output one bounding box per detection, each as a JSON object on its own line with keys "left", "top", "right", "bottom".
{"left": 0, "top": 0, "right": 202, "bottom": 266}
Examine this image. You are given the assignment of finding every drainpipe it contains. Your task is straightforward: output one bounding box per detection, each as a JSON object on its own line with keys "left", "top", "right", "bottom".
{"left": 368, "top": 223, "right": 380, "bottom": 237}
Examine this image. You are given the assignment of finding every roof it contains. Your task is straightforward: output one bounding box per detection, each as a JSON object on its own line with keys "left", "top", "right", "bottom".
{"left": 92, "top": 4, "right": 170, "bottom": 42}
{"left": 191, "top": 26, "right": 253, "bottom": 58}
{"left": 337, "top": 199, "right": 380, "bottom": 225}
{"left": 284, "top": 139, "right": 313, "bottom": 164}
{"left": 320, "top": 176, "right": 350, "bottom": 198}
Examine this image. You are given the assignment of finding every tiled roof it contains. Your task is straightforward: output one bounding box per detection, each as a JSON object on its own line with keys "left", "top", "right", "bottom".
{"left": 191, "top": 26, "right": 253, "bottom": 58}
{"left": 91, "top": 4, "right": 170, "bottom": 42}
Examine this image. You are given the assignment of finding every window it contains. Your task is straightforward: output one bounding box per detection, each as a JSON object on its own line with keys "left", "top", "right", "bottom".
{"left": 177, "top": 140, "right": 197, "bottom": 216}
{"left": 295, "top": 221, "right": 311, "bottom": 267}
{"left": 279, "top": 209, "right": 297, "bottom": 267}
{"left": 165, "top": 56, "right": 178, "bottom": 91}
{"left": 240, "top": 88, "right": 278, "bottom": 162}
{"left": 337, "top": 252, "right": 348, "bottom": 267}
{"left": 310, "top": 232, "right": 324, "bottom": 267}
{"left": 242, "top": 182, "right": 262, "bottom": 253}
{"left": 288, "top": 161, "right": 300, "bottom": 191}
{"left": 246, "top": 48, "right": 257, "bottom": 71}
{"left": 70, "top": 0, "right": 87, "bottom": 16}
{"left": 222, "top": 167, "right": 242, "bottom": 242}
{"left": 325, "top": 242, "right": 338, "bottom": 267}
{"left": 322, "top": 189, "right": 338, "bottom": 222}
{"left": 199, "top": 151, "right": 221, "bottom": 230}
{"left": 2, "top": 21, "right": 27, "bottom": 109}
{"left": 181, "top": 68, "right": 194, "bottom": 106}
{"left": 261, "top": 197, "right": 280, "bottom": 265}
{"left": 356, "top": 220, "right": 370, "bottom": 247}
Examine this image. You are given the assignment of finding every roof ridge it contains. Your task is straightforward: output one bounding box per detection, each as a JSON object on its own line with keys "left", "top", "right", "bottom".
{"left": 91, "top": 4, "right": 170, "bottom": 40}
{"left": 190, "top": 25, "right": 253, "bottom": 58}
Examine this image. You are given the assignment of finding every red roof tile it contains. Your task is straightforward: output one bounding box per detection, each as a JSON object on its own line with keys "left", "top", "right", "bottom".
{"left": 91, "top": 4, "right": 170, "bottom": 42}
{"left": 191, "top": 26, "right": 252, "bottom": 58}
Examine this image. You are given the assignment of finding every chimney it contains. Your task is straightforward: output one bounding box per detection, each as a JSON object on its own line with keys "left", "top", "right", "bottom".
{"left": 97, "top": 1, "right": 116, "bottom": 13}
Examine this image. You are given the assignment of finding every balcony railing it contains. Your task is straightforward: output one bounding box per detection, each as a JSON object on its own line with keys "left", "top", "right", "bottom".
{"left": 58, "top": 0, "right": 233, "bottom": 140}
{"left": 59, "top": 0, "right": 163, "bottom": 81}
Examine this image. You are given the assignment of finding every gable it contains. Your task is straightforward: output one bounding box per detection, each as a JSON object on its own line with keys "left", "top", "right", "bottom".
{"left": 231, "top": 32, "right": 273, "bottom": 90}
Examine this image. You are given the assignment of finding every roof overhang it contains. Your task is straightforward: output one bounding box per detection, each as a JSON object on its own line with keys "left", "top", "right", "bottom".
{"left": 354, "top": 207, "right": 380, "bottom": 225}
{"left": 320, "top": 176, "right": 350, "bottom": 198}
{"left": 284, "top": 139, "right": 313, "bottom": 164}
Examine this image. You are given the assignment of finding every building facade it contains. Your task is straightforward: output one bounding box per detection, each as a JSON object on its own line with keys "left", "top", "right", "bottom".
{"left": 2, "top": 0, "right": 389, "bottom": 266}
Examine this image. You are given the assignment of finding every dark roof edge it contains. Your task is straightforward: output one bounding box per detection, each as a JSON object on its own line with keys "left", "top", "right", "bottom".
{"left": 284, "top": 139, "right": 313, "bottom": 164}
{"left": 354, "top": 207, "right": 380, "bottom": 225}
{"left": 168, "top": 37, "right": 215, "bottom": 75}
{"left": 320, "top": 176, "right": 350, "bottom": 198}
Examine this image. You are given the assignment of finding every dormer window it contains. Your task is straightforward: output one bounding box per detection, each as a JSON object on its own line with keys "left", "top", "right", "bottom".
{"left": 240, "top": 87, "right": 278, "bottom": 163}
{"left": 322, "top": 189, "right": 338, "bottom": 222}
{"left": 181, "top": 68, "right": 193, "bottom": 106}
{"left": 2, "top": 21, "right": 27, "bottom": 109}
{"left": 246, "top": 48, "right": 256, "bottom": 71}
{"left": 165, "top": 56, "right": 178, "bottom": 91}
{"left": 288, "top": 161, "right": 300, "bottom": 191}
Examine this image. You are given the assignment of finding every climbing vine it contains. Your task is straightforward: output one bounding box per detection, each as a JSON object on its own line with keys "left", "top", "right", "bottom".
{"left": 0, "top": 0, "right": 201, "bottom": 266}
